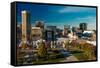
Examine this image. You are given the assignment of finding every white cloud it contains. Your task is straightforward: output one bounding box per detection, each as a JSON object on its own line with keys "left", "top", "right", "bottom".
{"left": 58, "top": 7, "right": 95, "bottom": 13}
{"left": 76, "top": 16, "right": 96, "bottom": 20}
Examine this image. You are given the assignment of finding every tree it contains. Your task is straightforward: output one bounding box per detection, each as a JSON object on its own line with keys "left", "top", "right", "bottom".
{"left": 22, "top": 43, "right": 27, "bottom": 49}
{"left": 37, "top": 41, "right": 47, "bottom": 58}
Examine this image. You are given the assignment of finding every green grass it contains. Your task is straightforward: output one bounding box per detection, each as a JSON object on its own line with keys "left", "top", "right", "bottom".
{"left": 32, "top": 53, "right": 65, "bottom": 64}
{"left": 17, "top": 50, "right": 65, "bottom": 65}
{"left": 72, "top": 52, "right": 89, "bottom": 61}
{"left": 70, "top": 49, "right": 96, "bottom": 61}
{"left": 32, "top": 58, "right": 65, "bottom": 64}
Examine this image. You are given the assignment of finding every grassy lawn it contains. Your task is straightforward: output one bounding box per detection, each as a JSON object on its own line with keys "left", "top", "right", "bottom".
{"left": 71, "top": 51, "right": 89, "bottom": 61}
{"left": 17, "top": 54, "right": 65, "bottom": 65}
{"left": 32, "top": 52, "right": 65, "bottom": 64}
{"left": 17, "top": 48, "right": 66, "bottom": 65}
{"left": 69, "top": 48, "right": 96, "bottom": 61}
{"left": 32, "top": 58, "right": 65, "bottom": 64}
{"left": 67, "top": 42, "right": 96, "bottom": 61}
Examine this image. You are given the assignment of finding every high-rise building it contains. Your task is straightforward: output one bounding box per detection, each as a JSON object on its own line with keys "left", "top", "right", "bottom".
{"left": 35, "top": 21, "right": 44, "bottom": 30}
{"left": 46, "top": 26, "right": 57, "bottom": 31}
{"left": 22, "top": 10, "right": 31, "bottom": 43}
{"left": 45, "top": 29, "right": 55, "bottom": 42}
{"left": 45, "top": 26, "right": 57, "bottom": 41}
{"left": 31, "top": 27, "right": 42, "bottom": 41}
{"left": 72, "top": 27, "right": 77, "bottom": 32}
{"left": 64, "top": 25, "right": 70, "bottom": 30}
{"left": 17, "top": 24, "right": 22, "bottom": 45}
{"left": 79, "top": 23, "right": 87, "bottom": 32}
{"left": 63, "top": 25, "right": 70, "bottom": 37}
{"left": 35, "top": 21, "right": 45, "bottom": 39}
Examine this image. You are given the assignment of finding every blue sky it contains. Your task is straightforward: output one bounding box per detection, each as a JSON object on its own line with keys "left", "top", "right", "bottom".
{"left": 16, "top": 3, "right": 96, "bottom": 30}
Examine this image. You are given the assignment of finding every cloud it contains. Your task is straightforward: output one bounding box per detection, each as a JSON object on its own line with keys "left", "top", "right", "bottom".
{"left": 58, "top": 7, "right": 95, "bottom": 13}
{"left": 76, "top": 16, "right": 96, "bottom": 21}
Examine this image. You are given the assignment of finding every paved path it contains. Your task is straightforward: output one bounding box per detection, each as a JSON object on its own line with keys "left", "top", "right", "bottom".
{"left": 60, "top": 55, "right": 78, "bottom": 62}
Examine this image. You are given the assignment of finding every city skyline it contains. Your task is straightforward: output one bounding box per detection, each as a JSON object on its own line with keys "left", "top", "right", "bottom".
{"left": 16, "top": 3, "right": 96, "bottom": 30}
{"left": 15, "top": 2, "right": 97, "bottom": 65}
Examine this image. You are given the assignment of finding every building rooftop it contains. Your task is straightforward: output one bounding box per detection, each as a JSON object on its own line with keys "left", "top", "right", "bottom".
{"left": 32, "top": 27, "right": 41, "bottom": 30}
{"left": 83, "top": 30, "right": 94, "bottom": 34}
{"left": 22, "top": 10, "right": 28, "bottom": 13}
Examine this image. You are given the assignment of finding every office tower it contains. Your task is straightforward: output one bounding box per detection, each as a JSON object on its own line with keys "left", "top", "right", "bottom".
{"left": 64, "top": 25, "right": 70, "bottom": 29}
{"left": 72, "top": 27, "right": 77, "bottom": 32}
{"left": 22, "top": 10, "right": 31, "bottom": 43}
{"left": 45, "top": 30, "right": 55, "bottom": 41}
{"left": 35, "top": 21, "right": 44, "bottom": 30}
{"left": 46, "top": 26, "right": 57, "bottom": 30}
{"left": 31, "top": 27, "right": 42, "bottom": 41}
{"left": 63, "top": 25, "right": 70, "bottom": 37}
{"left": 17, "top": 24, "right": 22, "bottom": 45}
{"left": 79, "top": 23, "right": 87, "bottom": 32}
{"left": 35, "top": 20, "right": 45, "bottom": 39}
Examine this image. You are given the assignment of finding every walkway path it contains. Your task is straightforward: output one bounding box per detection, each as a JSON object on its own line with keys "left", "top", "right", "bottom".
{"left": 60, "top": 55, "right": 78, "bottom": 62}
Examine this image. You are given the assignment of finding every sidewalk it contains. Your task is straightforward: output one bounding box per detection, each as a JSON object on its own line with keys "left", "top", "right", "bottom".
{"left": 60, "top": 55, "right": 78, "bottom": 62}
